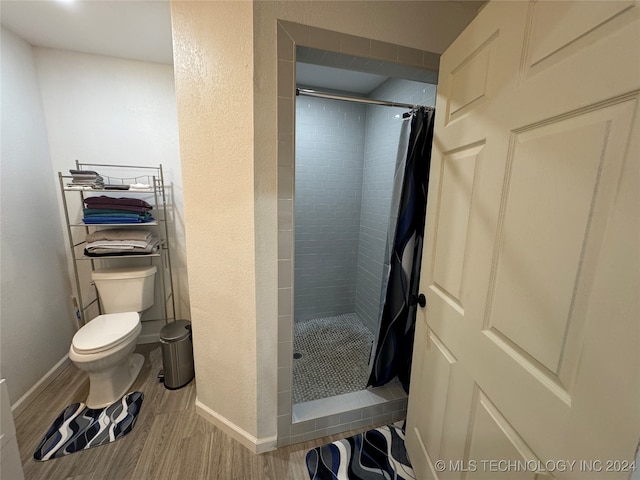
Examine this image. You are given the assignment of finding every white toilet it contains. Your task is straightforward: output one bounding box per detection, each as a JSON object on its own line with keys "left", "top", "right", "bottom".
{"left": 69, "top": 266, "right": 157, "bottom": 409}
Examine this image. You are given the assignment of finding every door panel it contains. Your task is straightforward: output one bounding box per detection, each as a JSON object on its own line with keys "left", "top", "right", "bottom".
{"left": 522, "top": 1, "right": 637, "bottom": 80}
{"left": 445, "top": 32, "right": 498, "bottom": 125}
{"left": 406, "top": 2, "right": 640, "bottom": 479}
{"left": 408, "top": 322, "right": 458, "bottom": 473}
{"left": 488, "top": 99, "right": 637, "bottom": 378}
{"left": 466, "top": 387, "right": 550, "bottom": 480}
{"left": 432, "top": 142, "right": 483, "bottom": 308}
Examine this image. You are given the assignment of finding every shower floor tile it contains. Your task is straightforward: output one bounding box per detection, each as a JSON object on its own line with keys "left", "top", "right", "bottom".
{"left": 292, "top": 313, "right": 374, "bottom": 404}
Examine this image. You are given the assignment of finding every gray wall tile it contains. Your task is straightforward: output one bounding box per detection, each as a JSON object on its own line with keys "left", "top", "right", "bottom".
{"left": 294, "top": 80, "right": 436, "bottom": 331}
{"left": 294, "top": 96, "right": 365, "bottom": 321}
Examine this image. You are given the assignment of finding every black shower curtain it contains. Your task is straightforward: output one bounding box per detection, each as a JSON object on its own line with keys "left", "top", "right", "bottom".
{"left": 367, "top": 107, "right": 435, "bottom": 392}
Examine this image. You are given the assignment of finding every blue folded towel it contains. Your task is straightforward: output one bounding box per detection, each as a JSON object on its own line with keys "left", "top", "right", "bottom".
{"left": 83, "top": 214, "right": 154, "bottom": 224}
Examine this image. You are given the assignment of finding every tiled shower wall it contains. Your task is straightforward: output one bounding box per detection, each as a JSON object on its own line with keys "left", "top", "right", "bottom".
{"left": 295, "top": 80, "right": 435, "bottom": 328}
{"left": 294, "top": 98, "right": 366, "bottom": 321}
{"left": 355, "top": 79, "right": 437, "bottom": 332}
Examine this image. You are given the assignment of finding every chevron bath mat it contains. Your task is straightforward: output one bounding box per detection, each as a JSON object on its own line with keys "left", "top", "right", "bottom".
{"left": 33, "top": 391, "right": 144, "bottom": 461}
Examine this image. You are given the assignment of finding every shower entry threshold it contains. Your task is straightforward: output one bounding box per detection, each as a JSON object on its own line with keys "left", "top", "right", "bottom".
{"left": 289, "top": 383, "right": 408, "bottom": 442}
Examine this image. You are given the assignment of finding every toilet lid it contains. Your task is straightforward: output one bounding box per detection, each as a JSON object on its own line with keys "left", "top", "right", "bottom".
{"left": 72, "top": 312, "right": 140, "bottom": 354}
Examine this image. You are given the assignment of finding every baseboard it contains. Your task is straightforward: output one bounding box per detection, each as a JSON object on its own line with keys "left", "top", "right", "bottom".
{"left": 12, "top": 355, "right": 71, "bottom": 416}
{"left": 138, "top": 319, "right": 163, "bottom": 344}
{"left": 137, "top": 332, "right": 161, "bottom": 344}
{"left": 195, "top": 398, "right": 277, "bottom": 454}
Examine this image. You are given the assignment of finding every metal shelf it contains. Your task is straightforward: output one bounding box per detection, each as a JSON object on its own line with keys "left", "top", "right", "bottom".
{"left": 59, "top": 163, "right": 176, "bottom": 326}
{"left": 75, "top": 253, "right": 162, "bottom": 260}
{"left": 68, "top": 222, "right": 159, "bottom": 227}
{"left": 63, "top": 187, "right": 154, "bottom": 193}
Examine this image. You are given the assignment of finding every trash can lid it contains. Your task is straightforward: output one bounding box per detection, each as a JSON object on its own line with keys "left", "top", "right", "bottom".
{"left": 160, "top": 320, "right": 192, "bottom": 342}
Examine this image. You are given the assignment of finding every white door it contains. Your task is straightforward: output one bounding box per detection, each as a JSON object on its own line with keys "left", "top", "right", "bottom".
{"left": 406, "top": 1, "right": 640, "bottom": 479}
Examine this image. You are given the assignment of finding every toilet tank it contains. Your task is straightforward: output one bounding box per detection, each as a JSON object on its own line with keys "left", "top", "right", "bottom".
{"left": 91, "top": 266, "right": 157, "bottom": 314}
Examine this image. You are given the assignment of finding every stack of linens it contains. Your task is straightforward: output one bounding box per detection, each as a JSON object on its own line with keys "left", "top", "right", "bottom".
{"left": 68, "top": 169, "right": 104, "bottom": 189}
{"left": 83, "top": 196, "right": 154, "bottom": 224}
{"left": 85, "top": 229, "right": 160, "bottom": 257}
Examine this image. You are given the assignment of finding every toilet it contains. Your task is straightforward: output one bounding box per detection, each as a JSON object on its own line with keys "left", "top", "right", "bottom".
{"left": 69, "top": 266, "right": 157, "bottom": 409}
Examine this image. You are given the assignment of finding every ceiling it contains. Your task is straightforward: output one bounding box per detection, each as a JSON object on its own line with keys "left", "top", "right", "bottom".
{"left": 296, "top": 46, "right": 441, "bottom": 94}
{"left": 0, "top": 0, "right": 174, "bottom": 65}
{"left": 297, "top": 63, "right": 389, "bottom": 94}
{"left": 1, "top": 0, "right": 483, "bottom": 92}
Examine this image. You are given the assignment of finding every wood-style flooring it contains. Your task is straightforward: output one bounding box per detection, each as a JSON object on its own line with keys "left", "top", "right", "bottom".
{"left": 14, "top": 343, "right": 367, "bottom": 480}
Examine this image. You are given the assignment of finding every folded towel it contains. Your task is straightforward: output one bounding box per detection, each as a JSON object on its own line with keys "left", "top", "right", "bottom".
{"left": 82, "top": 215, "right": 154, "bottom": 224}
{"left": 83, "top": 211, "right": 153, "bottom": 219}
{"left": 70, "top": 169, "right": 101, "bottom": 176}
{"left": 83, "top": 208, "right": 151, "bottom": 216}
{"left": 69, "top": 170, "right": 104, "bottom": 188}
{"left": 83, "top": 204, "right": 151, "bottom": 213}
{"left": 84, "top": 196, "right": 152, "bottom": 209}
{"left": 86, "top": 229, "right": 155, "bottom": 243}
{"left": 85, "top": 240, "right": 152, "bottom": 250}
{"left": 83, "top": 211, "right": 152, "bottom": 219}
{"left": 84, "top": 248, "right": 160, "bottom": 257}
{"left": 129, "top": 183, "right": 151, "bottom": 191}
{"left": 71, "top": 175, "right": 103, "bottom": 181}
{"left": 70, "top": 182, "right": 104, "bottom": 188}
{"left": 83, "top": 208, "right": 150, "bottom": 216}
{"left": 84, "top": 236, "right": 161, "bottom": 256}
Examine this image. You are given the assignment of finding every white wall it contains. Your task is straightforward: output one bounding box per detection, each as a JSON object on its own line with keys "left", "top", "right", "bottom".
{"left": 34, "top": 48, "right": 190, "bottom": 321}
{"left": 0, "top": 27, "right": 76, "bottom": 405}
{"left": 171, "top": 0, "right": 261, "bottom": 449}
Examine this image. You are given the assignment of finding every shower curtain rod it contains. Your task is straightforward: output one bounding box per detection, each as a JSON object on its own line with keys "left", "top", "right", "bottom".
{"left": 296, "top": 88, "right": 432, "bottom": 111}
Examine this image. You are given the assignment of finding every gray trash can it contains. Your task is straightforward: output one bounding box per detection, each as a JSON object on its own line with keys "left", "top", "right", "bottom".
{"left": 159, "top": 320, "right": 194, "bottom": 389}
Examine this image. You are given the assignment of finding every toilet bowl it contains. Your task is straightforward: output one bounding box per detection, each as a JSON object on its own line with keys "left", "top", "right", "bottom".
{"left": 69, "top": 265, "right": 156, "bottom": 409}
{"left": 69, "top": 312, "right": 144, "bottom": 409}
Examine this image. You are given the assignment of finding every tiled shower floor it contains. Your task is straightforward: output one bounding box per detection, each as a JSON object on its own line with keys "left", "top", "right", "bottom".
{"left": 292, "top": 313, "right": 375, "bottom": 404}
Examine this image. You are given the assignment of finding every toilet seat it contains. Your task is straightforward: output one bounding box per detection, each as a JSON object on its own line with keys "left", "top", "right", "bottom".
{"left": 72, "top": 312, "right": 140, "bottom": 354}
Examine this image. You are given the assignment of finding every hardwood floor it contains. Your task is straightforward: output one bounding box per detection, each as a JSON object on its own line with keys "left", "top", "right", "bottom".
{"left": 14, "top": 343, "right": 367, "bottom": 480}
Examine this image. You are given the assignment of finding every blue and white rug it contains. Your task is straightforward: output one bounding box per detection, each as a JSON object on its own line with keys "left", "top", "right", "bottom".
{"left": 306, "top": 423, "right": 415, "bottom": 479}
{"left": 33, "top": 391, "right": 144, "bottom": 461}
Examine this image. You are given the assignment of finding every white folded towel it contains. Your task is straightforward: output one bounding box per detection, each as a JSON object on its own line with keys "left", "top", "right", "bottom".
{"left": 86, "top": 229, "right": 154, "bottom": 243}
{"left": 86, "top": 240, "right": 151, "bottom": 250}
{"left": 129, "top": 183, "right": 151, "bottom": 191}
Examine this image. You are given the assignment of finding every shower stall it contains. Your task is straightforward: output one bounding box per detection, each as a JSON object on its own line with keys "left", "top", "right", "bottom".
{"left": 292, "top": 77, "right": 436, "bottom": 405}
